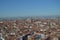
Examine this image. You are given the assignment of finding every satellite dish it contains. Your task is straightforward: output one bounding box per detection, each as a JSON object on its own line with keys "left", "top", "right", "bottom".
{"left": 0, "top": 33, "right": 5, "bottom": 40}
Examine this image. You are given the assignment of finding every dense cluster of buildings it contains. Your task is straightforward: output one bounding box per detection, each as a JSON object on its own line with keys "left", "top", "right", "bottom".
{"left": 0, "top": 18, "right": 60, "bottom": 40}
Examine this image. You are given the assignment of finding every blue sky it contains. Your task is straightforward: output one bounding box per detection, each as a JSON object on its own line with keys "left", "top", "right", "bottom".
{"left": 0, "top": 0, "right": 60, "bottom": 17}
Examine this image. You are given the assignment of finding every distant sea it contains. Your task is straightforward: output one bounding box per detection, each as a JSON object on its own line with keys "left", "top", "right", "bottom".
{"left": 0, "top": 16, "right": 60, "bottom": 21}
